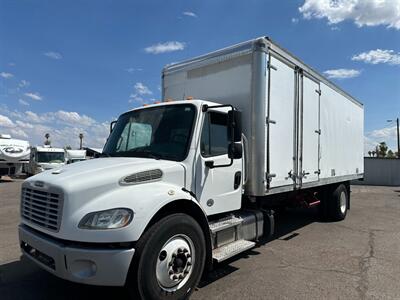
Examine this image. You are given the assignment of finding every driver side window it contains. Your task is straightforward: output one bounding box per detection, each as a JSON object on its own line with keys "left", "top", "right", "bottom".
{"left": 200, "top": 112, "right": 229, "bottom": 157}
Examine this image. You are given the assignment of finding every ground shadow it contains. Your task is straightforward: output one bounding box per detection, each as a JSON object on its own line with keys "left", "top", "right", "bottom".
{"left": 0, "top": 256, "right": 127, "bottom": 300}
{"left": 1, "top": 208, "right": 322, "bottom": 298}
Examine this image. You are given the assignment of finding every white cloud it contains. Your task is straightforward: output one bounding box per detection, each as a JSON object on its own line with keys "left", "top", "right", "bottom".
{"left": 24, "top": 92, "right": 43, "bottom": 101}
{"left": 292, "top": 18, "right": 299, "bottom": 24}
{"left": 126, "top": 67, "right": 143, "bottom": 73}
{"left": 44, "top": 51, "right": 63, "bottom": 60}
{"left": 0, "top": 114, "right": 14, "bottom": 127}
{"left": 299, "top": 0, "right": 400, "bottom": 29}
{"left": 0, "top": 107, "right": 109, "bottom": 148}
{"left": 129, "top": 82, "right": 153, "bottom": 105}
{"left": 365, "top": 125, "right": 398, "bottom": 154}
{"left": 18, "top": 99, "right": 30, "bottom": 106}
{"left": 15, "top": 120, "right": 33, "bottom": 129}
{"left": 25, "top": 111, "right": 45, "bottom": 123}
{"left": 352, "top": 49, "right": 400, "bottom": 65}
{"left": 0, "top": 72, "right": 14, "bottom": 79}
{"left": 323, "top": 68, "right": 361, "bottom": 79}
{"left": 55, "top": 111, "right": 95, "bottom": 127}
{"left": 145, "top": 41, "right": 186, "bottom": 54}
{"left": 183, "top": 11, "right": 197, "bottom": 18}
{"left": 134, "top": 82, "right": 152, "bottom": 95}
{"left": 18, "top": 80, "right": 30, "bottom": 88}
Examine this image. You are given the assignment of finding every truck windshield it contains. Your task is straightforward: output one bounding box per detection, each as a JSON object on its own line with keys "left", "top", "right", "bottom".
{"left": 103, "top": 104, "right": 196, "bottom": 161}
{"left": 37, "top": 152, "right": 65, "bottom": 163}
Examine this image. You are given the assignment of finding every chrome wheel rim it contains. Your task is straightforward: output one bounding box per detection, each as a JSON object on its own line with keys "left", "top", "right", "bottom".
{"left": 156, "top": 234, "right": 195, "bottom": 292}
{"left": 340, "top": 191, "right": 347, "bottom": 214}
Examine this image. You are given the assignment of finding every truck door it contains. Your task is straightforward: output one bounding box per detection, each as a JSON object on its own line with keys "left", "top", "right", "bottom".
{"left": 267, "top": 56, "right": 296, "bottom": 188}
{"left": 300, "top": 74, "right": 320, "bottom": 184}
{"left": 195, "top": 110, "right": 242, "bottom": 216}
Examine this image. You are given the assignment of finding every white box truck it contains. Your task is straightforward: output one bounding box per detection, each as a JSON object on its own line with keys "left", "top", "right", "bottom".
{"left": 18, "top": 37, "right": 363, "bottom": 300}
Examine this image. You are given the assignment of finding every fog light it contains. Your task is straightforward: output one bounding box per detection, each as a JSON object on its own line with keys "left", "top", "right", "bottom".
{"left": 69, "top": 259, "right": 97, "bottom": 279}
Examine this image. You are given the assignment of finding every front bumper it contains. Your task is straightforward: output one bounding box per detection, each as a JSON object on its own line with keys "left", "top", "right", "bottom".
{"left": 18, "top": 225, "right": 135, "bottom": 286}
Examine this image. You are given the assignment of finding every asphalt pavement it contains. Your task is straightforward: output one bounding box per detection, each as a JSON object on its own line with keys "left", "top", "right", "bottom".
{"left": 1, "top": 180, "right": 400, "bottom": 299}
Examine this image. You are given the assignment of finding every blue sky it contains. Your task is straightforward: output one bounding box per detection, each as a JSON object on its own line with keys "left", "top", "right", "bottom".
{"left": 0, "top": 0, "right": 399, "bottom": 151}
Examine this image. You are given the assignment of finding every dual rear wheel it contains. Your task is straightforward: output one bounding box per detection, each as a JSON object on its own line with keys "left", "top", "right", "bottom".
{"left": 320, "top": 183, "right": 349, "bottom": 221}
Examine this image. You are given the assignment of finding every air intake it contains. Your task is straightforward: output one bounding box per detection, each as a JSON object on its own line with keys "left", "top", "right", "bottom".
{"left": 120, "top": 169, "right": 163, "bottom": 185}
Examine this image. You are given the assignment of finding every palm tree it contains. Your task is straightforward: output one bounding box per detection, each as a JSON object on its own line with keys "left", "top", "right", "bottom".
{"left": 368, "top": 151, "right": 372, "bottom": 157}
{"left": 44, "top": 133, "right": 50, "bottom": 146}
{"left": 79, "top": 133, "right": 84, "bottom": 150}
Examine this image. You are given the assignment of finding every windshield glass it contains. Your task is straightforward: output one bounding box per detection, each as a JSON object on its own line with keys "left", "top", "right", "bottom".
{"left": 37, "top": 152, "right": 65, "bottom": 163}
{"left": 103, "top": 104, "right": 196, "bottom": 161}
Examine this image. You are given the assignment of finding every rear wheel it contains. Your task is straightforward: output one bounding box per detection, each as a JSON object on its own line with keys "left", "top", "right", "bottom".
{"left": 127, "top": 213, "right": 206, "bottom": 300}
{"left": 328, "top": 184, "right": 349, "bottom": 221}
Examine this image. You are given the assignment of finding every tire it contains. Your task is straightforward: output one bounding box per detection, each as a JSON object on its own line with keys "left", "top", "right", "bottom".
{"left": 328, "top": 184, "right": 349, "bottom": 221}
{"left": 127, "top": 213, "right": 206, "bottom": 300}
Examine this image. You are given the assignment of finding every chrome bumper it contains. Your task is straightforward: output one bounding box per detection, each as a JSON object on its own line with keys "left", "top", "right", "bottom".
{"left": 18, "top": 225, "right": 135, "bottom": 286}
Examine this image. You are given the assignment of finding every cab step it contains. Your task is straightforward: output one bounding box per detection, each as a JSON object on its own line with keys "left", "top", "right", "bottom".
{"left": 212, "top": 240, "right": 256, "bottom": 263}
{"left": 209, "top": 216, "right": 243, "bottom": 234}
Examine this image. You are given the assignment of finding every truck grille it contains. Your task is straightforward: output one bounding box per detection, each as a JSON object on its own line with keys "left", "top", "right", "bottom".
{"left": 21, "top": 188, "right": 63, "bottom": 232}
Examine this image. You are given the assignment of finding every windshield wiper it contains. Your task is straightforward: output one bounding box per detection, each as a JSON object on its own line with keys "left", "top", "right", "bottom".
{"left": 122, "top": 149, "right": 162, "bottom": 160}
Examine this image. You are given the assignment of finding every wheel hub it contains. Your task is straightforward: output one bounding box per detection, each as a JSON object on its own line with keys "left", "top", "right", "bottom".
{"left": 156, "top": 235, "right": 195, "bottom": 292}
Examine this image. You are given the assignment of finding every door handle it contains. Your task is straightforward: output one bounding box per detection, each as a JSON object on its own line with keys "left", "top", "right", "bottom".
{"left": 234, "top": 172, "right": 242, "bottom": 189}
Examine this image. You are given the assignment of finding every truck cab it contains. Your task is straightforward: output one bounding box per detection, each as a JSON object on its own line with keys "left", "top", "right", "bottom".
{"left": 27, "top": 146, "right": 66, "bottom": 175}
{"left": 19, "top": 100, "right": 248, "bottom": 300}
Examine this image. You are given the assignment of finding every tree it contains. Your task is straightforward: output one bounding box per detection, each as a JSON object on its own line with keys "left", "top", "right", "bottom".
{"left": 64, "top": 145, "right": 72, "bottom": 150}
{"left": 377, "top": 142, "right": 388, "bottom": 158}
{"left": 79, "top": 133, "right": 84, "bottom": 150}
{"left": 387, "top": 150, "right": 395, "bottom": 158}
{"left": 44, "top": 133, "right": 51, "bottom": 146}
{"left": 371, "top": 150, "right": 376, "bottom": 157}
{"left": 368, "top": 151, "right": 372, "bottom": 157}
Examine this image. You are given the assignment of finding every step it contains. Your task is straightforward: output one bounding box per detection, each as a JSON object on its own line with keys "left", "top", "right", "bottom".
{"left": 212, "top": 240, "right": 256, "bottom": 263}
{"left": 209, "top": 216, "right": 243, "bottom": 234}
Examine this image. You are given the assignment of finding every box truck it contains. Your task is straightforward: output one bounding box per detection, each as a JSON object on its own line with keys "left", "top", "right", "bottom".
{"left": 0, "top": 134, "right": 30, "bottom": 176}
{"left": 18, "top": 37, "right": 363, "bottom": 300}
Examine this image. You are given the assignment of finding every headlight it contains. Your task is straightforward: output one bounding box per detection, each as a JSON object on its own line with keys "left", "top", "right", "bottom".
{"left": 78, "top": 208, "right": 133, "bottom": 230}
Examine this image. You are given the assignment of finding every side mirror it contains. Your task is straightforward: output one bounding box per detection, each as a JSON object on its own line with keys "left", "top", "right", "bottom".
{"left": 110, "top": 120, "right": 117, "bottom": 133}
{"left": 227, "top": 110, "right": 242, "bottom": 143}
{"left": 228, "top": 143, "right": 243, "bottom": 159}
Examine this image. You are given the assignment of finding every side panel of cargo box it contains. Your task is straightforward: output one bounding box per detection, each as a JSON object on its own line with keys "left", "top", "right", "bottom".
{"left": 162, "top": 42, "right": 268, "bottom": 196}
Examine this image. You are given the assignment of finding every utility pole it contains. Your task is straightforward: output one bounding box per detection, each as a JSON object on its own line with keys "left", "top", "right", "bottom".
{"left": 397, "top": 118, "right": 400, "bottom": 159}
{"left": 388, "top": 118, "right": 400, "bottom": 158}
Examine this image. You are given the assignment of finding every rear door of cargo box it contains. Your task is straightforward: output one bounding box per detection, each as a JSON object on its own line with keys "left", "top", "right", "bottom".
{"left": 267, "top": 55, "right": 296, "bottom": 188}
{"left": 300, "top": 73, "right": 320, "bottom": 184}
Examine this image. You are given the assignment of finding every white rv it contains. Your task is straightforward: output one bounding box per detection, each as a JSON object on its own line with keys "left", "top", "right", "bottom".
{"left": 0, "top": 134, "right": 30, "bottom": 176}
{"left": 26, "top": 146, "right": 66, "bottom": 175}
{"left": 65, "top": 149, "right": 87, "bottom": 164}
{"left": 19, "top": 37, "right": 363, "bottom": 300}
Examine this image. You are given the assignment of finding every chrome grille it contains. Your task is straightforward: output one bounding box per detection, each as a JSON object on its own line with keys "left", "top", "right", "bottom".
{"left": 21, "top": 188, "right": 63, "bottom": 232}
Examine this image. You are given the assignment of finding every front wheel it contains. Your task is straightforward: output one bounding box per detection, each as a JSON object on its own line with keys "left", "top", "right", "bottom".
{"left": 127, "top": 213, "right": 206, "bottom": 300}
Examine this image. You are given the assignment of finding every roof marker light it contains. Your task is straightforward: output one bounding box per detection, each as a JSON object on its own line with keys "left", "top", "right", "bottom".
{"left": 186, "top": 96, "right": 194, "bottom": 100}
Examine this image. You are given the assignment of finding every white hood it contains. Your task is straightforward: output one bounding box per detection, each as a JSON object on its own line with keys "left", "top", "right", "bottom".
{"left": 26, "top": 157, "right": 185, "bottom": 193}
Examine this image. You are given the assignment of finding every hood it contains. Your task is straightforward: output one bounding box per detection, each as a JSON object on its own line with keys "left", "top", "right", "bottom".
{"left": 26, "top": 157, "right": 185, "bottom": 193}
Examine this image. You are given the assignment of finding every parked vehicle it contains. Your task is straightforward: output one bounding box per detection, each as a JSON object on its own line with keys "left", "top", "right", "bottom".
{"left": 26, "top": 146, "right": 65, "bottom": 175}
{"left": 19, "top": 37, "right": 364, "bottom": 300}
{"left": 65, "top": 149, "right": 87, "bottom": 164}
{"left": 0, "top": 134, "right": 30, "bottom": 176}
